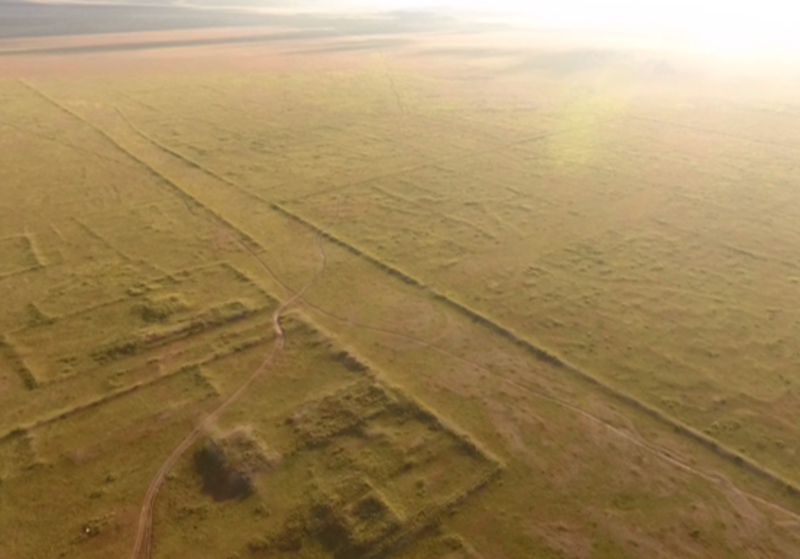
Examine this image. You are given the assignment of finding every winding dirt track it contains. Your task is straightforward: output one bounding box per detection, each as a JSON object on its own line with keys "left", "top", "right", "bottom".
{"left": 234, "top": 223, "right": 800, "bottom": 527}
{"left": 129, "top": 214, "right": 331, "bottom": 559}
{"left": 16, "top": 76, "right": 800, "bottom": 557}
{"left": 99, "top": 95, "right": 800, "bottom": 554}
{"left": 305, "top": 284, "right": 800, "bottom": 525}
{"left": 130, "top": 180, "right": 800, "bottom": 558}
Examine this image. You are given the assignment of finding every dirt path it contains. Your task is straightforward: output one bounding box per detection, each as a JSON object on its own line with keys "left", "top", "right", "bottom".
{"left": 27, "top": 76, "right": 796, "bottom": 549}
{"left": 129, "top": 224, "right": 328, "bottom": 559}
{"left": 109, "top": 92, "right": 800, "bottom": 523}
{"left": 108, "top": 98, "right": 800, "bottom": 537}
{"left": 234, "top": 229, "right": 800, "bottom": 527}
{"left": 19, "top": 78, "right": 800, "bottom": 552}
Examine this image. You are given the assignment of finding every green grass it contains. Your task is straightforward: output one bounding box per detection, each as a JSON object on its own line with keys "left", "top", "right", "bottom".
{"left": 2, "top": 38, "right": 800, "bottom": 559}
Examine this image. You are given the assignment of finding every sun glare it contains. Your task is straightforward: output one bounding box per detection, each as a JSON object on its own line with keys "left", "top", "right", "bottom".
{"left": 360, "top": 0, "right": 800, "bottom": 58}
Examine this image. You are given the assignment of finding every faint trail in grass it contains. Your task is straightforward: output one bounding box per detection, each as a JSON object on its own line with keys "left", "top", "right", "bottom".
{"left": 279, "top": 263, "right": 800, "bottom": 526}
{"left": 380, "top": 50, "right": 406, "bottom": 115}
{"left": 0, "top": 314, "right": 277, "bottom": 443}
{"left": 116, "top": 114, "right": 358, "bottom": 556}
{"left": 20, "top": 77, "right": 800, "bottom": 539}
{"left": 72, "top": 218, "right": 134, "bottom": 263}
{"left": 114, "top": 90, "right": 161, "bottom": 113}
{"left": 627, "top": 115, "right": 800, "bottom": 151}
{"left": 17, "top": 79, "right": 262, "bottom": 254}
{"left": 283, "top": 116, "right": 626, "bottom": 205}
{"left": 0, "top": 114, "right": 134, "bottom": 168}
{"left": 115, "top": 106, "right": 257, "bottom": 194}
{"left": 105, "top": 107, "right": 800, "bottom": 509}
{"left": 274, "top": 202, "right": 800, "bottom": 485}
{"left": 258, "top": 207, "right": 800, "bottom": 526}
{"left": 367, "top": 184, "right": 498, "bottom": 242}
{"left": 14, "top": 80, "right": 333, "bottom": 558}
{"left": 130, "top": 207, "right": 332, "bottom": 559}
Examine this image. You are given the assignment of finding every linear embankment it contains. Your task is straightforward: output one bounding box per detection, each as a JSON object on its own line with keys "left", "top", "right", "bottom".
{"left": 18, "top": 80, "right": 262, "bottom": 253}
{"left": 271, "top": 202, "right": 800, "bottom": 499}
{"left": 0, "top": 319, "right": 276, "bottom": 444}
{"left": 20, "top": 80, "right": 798, "bottom": 499}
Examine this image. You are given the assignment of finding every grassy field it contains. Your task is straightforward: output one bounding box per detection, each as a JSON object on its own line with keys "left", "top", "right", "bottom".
{"left": 1, "top": 25, "right": 800, "bottom": 559}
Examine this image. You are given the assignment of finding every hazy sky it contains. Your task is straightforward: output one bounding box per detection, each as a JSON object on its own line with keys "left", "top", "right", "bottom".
{"left": 347, "top": 0, "right": 800, "bottom": 56}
